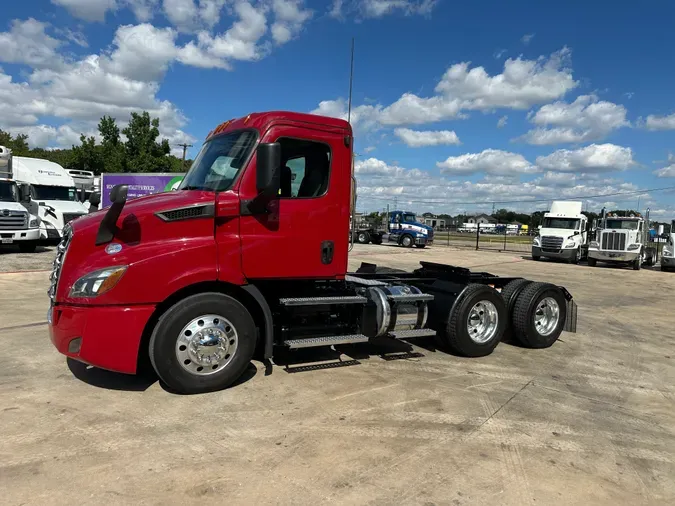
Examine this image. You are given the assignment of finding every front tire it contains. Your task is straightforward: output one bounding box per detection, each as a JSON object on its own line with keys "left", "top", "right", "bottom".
{"left": 149, "top": 293, "right": 257, "bottom": 394}
{"left": 532, "top": 254, "right": 540, "bottom": 261}
{"left": 18, "top": 241, "right": 38, "bottom": 253}
{"left": 441, "top": 284, "right": 507, "bottom": 357}
{"left": 400, "top": 234, "right": 414, "bottom": 248}
{"left": 512, "top": 282, "right": 567, "bottom": 349}
{"left": 587, "top": 257, "right": 597, "bottom": 267}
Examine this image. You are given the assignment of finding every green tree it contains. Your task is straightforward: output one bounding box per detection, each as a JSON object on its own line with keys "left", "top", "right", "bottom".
{"left": 71, "top": 134, "right": 104, "bottom": 173}
{"left": 98, "top": 116, "right": 125, "bottom": 173}
{"left": 0, "top": 129, "right": 30, "bottom": 156}
{"left": 122, "top": 112, "right": 171, "bottom": 172}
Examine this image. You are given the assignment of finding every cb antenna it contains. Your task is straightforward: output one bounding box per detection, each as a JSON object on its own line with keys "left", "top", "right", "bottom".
{"left": 347, "top": 37, "right": 354, "bottom": 124}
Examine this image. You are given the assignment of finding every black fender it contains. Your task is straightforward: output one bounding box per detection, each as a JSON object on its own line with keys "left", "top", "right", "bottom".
{"left": 241, "top": 284, "right": 274, "bottom": 360}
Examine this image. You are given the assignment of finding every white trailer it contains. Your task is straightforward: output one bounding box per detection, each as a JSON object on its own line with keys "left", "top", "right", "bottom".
{"left": 10, "top": 155, "right": 89, "bottom": 244}
{"left": 532, "top": 201, "right": 588, "bottom": 264}
{"left": 587, "top": 209, "right": 656, "bottom": 270}
{"left": 0, "top": 146, "right": 42, "bottom": 252}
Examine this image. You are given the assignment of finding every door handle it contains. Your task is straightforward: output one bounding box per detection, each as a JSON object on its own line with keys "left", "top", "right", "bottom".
{"left": 321, "top": 240, "right": 334, "bottom": 265}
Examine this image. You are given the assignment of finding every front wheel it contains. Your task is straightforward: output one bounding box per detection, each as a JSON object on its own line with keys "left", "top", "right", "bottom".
{"left": 587, "top": 257, "right": 597, "bottom": 267}
{"left": 440, "top": 284, "right": 507, "bottom": 357}
{"left": 568, "top": 248, "right": 581, "bottom": 264}
{"left": 18, "top": 241, "right": 38, "bottom": 253}
{"left": 400, "top": 234, "right": 414, "bottom": 248}
{"left": 149, "top": 293, "right": 257, "bottom": 394}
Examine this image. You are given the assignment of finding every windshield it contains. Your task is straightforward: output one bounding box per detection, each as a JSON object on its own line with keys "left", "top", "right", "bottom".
{"left": 605, "top": 219, "right": 639, "bottom": 230}
{"left": 0, "top": 181, "right": 19, "bottom": 202}
{"left": 179, "top": 130, "right": 257, "bottom": 191}
{"left": 403, "top": 213, "right": 416, "bottom": 222}
{"left": 33, "top": 185, "right": 78, "bottom": 201}
{"left": 543, "top": 217, "right": 580, "bottom": 230}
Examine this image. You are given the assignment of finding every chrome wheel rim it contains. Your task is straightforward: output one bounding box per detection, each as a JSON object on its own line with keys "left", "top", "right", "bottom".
{"left": 466, "top": 300, "right": 499, "bottom": 344}
{"left": 358, "top": 233, "right": 367, "bottom": 242}
{"left": 403, "top": 236, "right": 412, "bottom": 246}
{"left": 176, "top": 314, "right": 238, "bottom": 376}
{"left": 534, "top": 297, "right": 560, "bottom": 336}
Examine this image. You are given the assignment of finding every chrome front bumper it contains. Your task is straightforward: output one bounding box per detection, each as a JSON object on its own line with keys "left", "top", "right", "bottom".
{"left": 588, "top": 250, "right": 639, "bottom": 262}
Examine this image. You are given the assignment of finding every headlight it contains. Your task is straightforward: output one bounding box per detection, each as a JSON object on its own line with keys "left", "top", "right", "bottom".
{"left": 590, "top": 241, "right": 599, "bottom": 248}
{"left": 29, "top": 218, "right": 39, "bottom": 228}
{"left": 663, "top": 248, "right": 673, "bottom": 258}
{"left": 533, "top": 236, "right": 540, "bottom": 247}
{"left": 420, "top": 229, "right": 428, "bottom": 235}
{"left": 627, "top": 244, "right": 640, "bottom": 251}
{"left": 69, "top": 266, "right": 127, "bottom": 298}
{"left": 564, "top": 240, "right": 575, "bottom": 248}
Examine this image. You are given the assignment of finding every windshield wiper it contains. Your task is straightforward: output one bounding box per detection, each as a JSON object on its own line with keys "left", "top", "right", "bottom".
{"left": 181, "top": 185, "right": 204, "bottom": 191}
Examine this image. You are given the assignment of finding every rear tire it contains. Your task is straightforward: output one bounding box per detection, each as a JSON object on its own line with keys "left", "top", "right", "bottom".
{"left": 512, "top": 282, "right": 567, "bottom": 349}
{"left": 357, "top": 231, "right": 370, "bottom": 244}
{"left": 441, "top": 284, "right": 507, "bottom": 357}
{"left": 18, "top": 241, "right": 37, "bottom": 253}
{"left": 500, "top": 279, "right": 532, "bottom": 342}
{"left": 149, "top": 293, "right": 257, "bottom": 394}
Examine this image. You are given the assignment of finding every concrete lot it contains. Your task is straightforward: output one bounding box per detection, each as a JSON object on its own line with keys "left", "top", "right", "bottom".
{"left": 1, "top": 244, "right": 675, "bottom": 505}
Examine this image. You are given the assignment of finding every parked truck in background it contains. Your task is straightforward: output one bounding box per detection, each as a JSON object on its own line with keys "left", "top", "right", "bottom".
{"left": 0, "top": 146, "right": 42, "bottom": 252}
{"left": 532, "top": 201, "right": 588, "bottom": 264}
{"left": 587, "top": 209, "right": 656, "bottom": 270}
{"left": 47, "top": 111, "right": 577, "bottom": 394}
{"left": 5, "top": 153, "right": 89, "bottom": 245}
{"left": 661, "top": 219, "right": 675, "bottom": 272}
{"left": 386, "top": 210, "right": 433, "bottom": 248}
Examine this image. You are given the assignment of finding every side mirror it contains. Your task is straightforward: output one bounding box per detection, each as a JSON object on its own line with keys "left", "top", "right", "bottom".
{"left": 256, "top": 142, "right": 281, "bottom": 196}
{"left": 89, "top": 192, "right": 101, "bottom": 207}
{"left": 19, "top": 184, "right": 31, "bottom": 203}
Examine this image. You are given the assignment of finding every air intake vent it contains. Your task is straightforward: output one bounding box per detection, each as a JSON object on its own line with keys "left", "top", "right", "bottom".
{"left": 155, "top": 204, "right": 214, "bottom": 222}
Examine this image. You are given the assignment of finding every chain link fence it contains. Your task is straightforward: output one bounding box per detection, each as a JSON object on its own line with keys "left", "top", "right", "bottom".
{"left": 433, "top": 224, "right": 534, "bottom": 253}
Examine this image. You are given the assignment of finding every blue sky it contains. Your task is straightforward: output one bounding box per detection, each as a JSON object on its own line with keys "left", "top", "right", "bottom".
{"left": 1, "top": 0, "right": 674, "bottom": 217}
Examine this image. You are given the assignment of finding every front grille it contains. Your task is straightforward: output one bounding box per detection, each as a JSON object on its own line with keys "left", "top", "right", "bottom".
{"left": 428, "top": 229, "right": 434, "bottom": 240}
{"left": 48, "top": 224, "right": 73, "bottom": 304}
{"left": 0, "top": 210, "right": 27, "bottom": 230}
{"left": 601, "top": 231, "right": 627, "bottom": 251}
{"left": 63, "top": 213, "right": 86, "bottom": 225}
{"left": 541, "top": 236, "right": 563, "bottom": 251}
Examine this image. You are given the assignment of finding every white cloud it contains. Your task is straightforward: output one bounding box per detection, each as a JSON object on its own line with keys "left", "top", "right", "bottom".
{"left": 0, "top": 18, "right": 64, "bottom": 69}
{"left": 163, "top": 0, "right": 200, "bottom": 31}
{"left": 51, "top": 0, "right": 160, "bottom": 22}
{"left": 363, "top": 146, "right": 376, "bottom": 153}
{"left": 437, "top": 149, "right": 538, "bottom": 176}
{"left": 497, "top": 115, "right": 507, "bottom": 128}
{"left": 642, "top": 112, "right": 675, "bottom": 131}
{"left": 313, "top": 48, "right": 577, "bottom": 130}
{"left": 518, "top": 94, "right": 629, "bottom": 145}
{"left": 521, "top": 33, "right": 535, "bottom": 45}
{"left": 330, "top": 0, "right": 438, "bottom": 19}
{"left": 199, "top": 0, "right": 228, "bottom": 28}
{"left": 270, "top": 0, "right": 312, "bottom": 44}
{"left": 7, "top": 124, "right": 94, "bottom": 149}
{"left": 535, "top": 143, "right": 636, "bottom": 173}
{"left": 352, "top": 157, "right": 643, "bottom": 216}
{"left": 494, "top": 49, "right": 506, "bottom": 59}
{"left": 394, "top": 128, "right": 461, "bottom": 147}
{"left": 51, "top": 0, "right": 118, "bottom": 22}
{"left": 103, "top": 24, "right": 178, "bottom": 82}
{"left": 653, "top": 155, "right": 675, "bottom": 178}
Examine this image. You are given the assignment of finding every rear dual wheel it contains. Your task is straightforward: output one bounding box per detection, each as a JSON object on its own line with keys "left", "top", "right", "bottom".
{"left": 511, "top": 282, "right": 567, "bottom": 349}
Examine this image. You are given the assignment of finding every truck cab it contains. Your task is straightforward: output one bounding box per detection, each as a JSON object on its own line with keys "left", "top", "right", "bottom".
{"left": 0, "top": 146, "right": 41, "bottom": 252}
{"left": 12, "top": 156, "right": 89, "bottom": 244}
{"left": 532, "top": 201, "right": 587, "bottom": 264}
{"left": 661, "top": 219, "right": 675, "bottom": 272}
{"left": 587, "top": 211, "right": 655, "bottom": 270}
{"left": 387, "top": 210, "right": 433, "bottom": 248}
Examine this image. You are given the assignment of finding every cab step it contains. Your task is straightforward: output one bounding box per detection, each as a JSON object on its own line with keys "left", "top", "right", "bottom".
{"left": 387, "top": 293, "right": 434, "bottom": 303}
{"left": 279, "top": 296, "right": 367, "bottom": 306}
{"left": 389, "top": 328, "right": 437, "bottom": 339}
{"left": 285, "top": 334, "right": 370, "bottom": 349}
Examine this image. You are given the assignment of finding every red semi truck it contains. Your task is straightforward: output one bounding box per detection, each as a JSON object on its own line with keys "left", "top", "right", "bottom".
{"left": 48, "top": 111, "right": 577, "bottom": 394}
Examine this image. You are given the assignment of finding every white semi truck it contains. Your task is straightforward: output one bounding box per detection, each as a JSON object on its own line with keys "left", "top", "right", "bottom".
{"left": 587, "top": 209, "right": 656, "bottom": 270}
{"left": 0, "top": 146, "right": 42, "bottom": 252}
{"left": 661, "top": 220, "right": 675, "bottom": 272}
{"left": 5, "top": 151, "right": 89, "bottom": 245}
{"left": 532, "top": 201, "right": 588, "bottom": 264}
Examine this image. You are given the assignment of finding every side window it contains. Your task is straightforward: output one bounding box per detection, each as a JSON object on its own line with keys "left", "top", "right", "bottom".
{"left": 277, "top": 137, "right": 331, "bottom": 199}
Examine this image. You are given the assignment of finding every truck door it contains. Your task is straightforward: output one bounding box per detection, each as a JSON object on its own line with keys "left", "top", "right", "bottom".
{"left": 238, "top": 125, "right": 349, "bottom": 279}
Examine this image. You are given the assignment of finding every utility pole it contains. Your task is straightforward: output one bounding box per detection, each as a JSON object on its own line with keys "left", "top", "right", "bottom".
{"left": 176, "top": 143, "right": 193, "bottom": 169}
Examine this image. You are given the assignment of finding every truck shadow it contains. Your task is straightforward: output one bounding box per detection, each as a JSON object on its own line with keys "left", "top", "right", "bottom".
{"left": 67, "top": 358, "right": 257, "bottom": 393}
